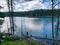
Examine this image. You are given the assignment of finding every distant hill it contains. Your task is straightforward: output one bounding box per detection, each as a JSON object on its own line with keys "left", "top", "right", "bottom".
{"left": 0, "top": 9, "right": 60, "bottom": 18}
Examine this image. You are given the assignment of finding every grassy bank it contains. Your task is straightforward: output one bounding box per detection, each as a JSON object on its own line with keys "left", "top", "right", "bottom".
{"left": 1, "top": 40, "right": 30, "bottom": 45}
{"left": 0, "top": 35, "right": 51, "bottom": 45}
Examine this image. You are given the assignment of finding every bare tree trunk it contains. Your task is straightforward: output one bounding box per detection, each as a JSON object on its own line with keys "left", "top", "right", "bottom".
{"left": 7, "top": 0, "right": 12, "bottom": 35}
{"left": 7, "top": 0, "right": 14, "bottom": 35}
{"left": 55, "top": 15, "right": 59, "bottom": 45}
{"left": 51, "top": 0, "right": 54, "bottom": 45}
{"left": 55, "top": 3, "right": 59, "bottom": 45}
{"left": 11, "top": 0, "right": 14, "bottom": 35}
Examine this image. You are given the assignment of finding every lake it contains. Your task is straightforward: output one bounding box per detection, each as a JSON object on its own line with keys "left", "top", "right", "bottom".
{"left": 14, "top": 17, "right": 60, "bottom": 44}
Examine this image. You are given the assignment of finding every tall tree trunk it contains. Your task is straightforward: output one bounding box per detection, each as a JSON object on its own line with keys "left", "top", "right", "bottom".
{"left": 7, "top": 0, "right": 12, "bottom": 34}
{"left": 55, "top": 3, "right": 59, "bottom": 45}
{"left": 51, "top": 0, "right": 54, "bottom": 45}
{"left": 7, "top": 0, "right": 14, "bottom": 35}
{"left": 11, "top": 0, "right": 14, "bottom": 35}
{"left": 55, "top": 15, "right": 59, "bottom": 45}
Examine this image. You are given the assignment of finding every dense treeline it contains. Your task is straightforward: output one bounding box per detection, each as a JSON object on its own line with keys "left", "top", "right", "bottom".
{"left": 0, "top": 9, "right": 60, "bottom": 18}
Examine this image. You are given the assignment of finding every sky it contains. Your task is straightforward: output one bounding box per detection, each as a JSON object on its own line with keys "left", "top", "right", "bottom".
{"left": 0, "top": 0, "right": 60, "bottom": 12}
{"left": 0, "top": 0, "right": 49, "bottom": 12}
{"left": 13, "top": 0, "right": 47, "bottom": 11}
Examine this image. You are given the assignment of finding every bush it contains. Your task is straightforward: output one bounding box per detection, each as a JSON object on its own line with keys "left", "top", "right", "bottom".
{"left": 4, "top": 36, "right": 13, "bottom": 41}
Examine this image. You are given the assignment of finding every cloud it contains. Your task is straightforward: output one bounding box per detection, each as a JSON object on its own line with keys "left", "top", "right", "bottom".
{"left": 0, "top": 0, "right": 8, "bottom": 12}
{"left": 14, "top": 0, "right": 47, "bottom": 11}
{"left": 0, "top": 0, "right": 47, "bottom": 12}
{"left": 0, "top": 0, "right": 59, "bottom": 12}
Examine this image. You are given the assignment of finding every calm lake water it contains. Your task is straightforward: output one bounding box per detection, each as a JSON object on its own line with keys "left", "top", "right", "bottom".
{"left": 14, "top": 17, "right": 60, "bottom": 44}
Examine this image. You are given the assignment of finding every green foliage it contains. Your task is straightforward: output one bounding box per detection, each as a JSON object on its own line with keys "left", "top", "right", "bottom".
{"left": 0, "top": 12, "right": 5, "bottom": 18}
{"left": 1, "top": 40, "right": 30, "bottom": 45}
{"left": 21, "top": 40, "right": 30, "bottom": 45}
{"left": 4, "top": 36, "right": 13, "bottom": 41}
{"left": 0, "top": 9, "right": 60, "bottom": 17}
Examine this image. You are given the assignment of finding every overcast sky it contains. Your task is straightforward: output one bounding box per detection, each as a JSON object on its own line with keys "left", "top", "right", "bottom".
{"left": 0, "top": 0, "right": 60, "bottom": 12}
{"left": 0, "top": 0, "right": 47, "bottom": 12}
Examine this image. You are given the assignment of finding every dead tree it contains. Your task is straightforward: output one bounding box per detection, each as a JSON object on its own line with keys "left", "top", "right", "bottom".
{"left": 7, "top": 0, "right": 14, "bottom": 35}
{"left": 51, "top": 0, "right": 54, "bottom": 45}
{"left": 55, "top": 2, "right": 60, "bottom": 45}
